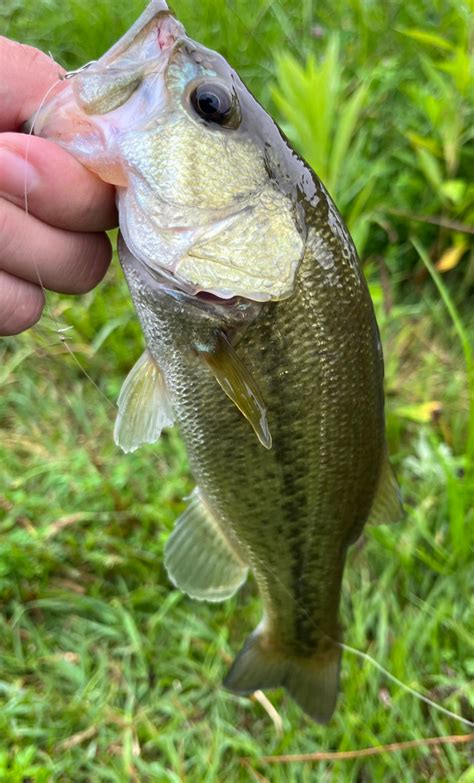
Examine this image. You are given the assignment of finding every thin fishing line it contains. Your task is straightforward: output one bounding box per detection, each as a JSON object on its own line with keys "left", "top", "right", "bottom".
{"left": 337, "top": 640, "right": 474, "bottom": 728}
{"left": 225, "top": 0, "right": 275, "bottom": 77}
{"left": 24, "top": 78, "right": 116, "bottom": 411}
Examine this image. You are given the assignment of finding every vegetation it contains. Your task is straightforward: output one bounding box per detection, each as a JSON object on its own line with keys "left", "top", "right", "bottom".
{"left": 1, "top": 0, "right": 473, "bottom": 780}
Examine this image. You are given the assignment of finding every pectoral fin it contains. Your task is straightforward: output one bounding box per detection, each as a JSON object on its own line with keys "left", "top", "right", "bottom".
{"left": 114, "top": 350, "right": 174, "bottom": 453}
{"left": 164, "top": 488, "right": 248, "bottom": 602}
{"left": 198, "top": 332, "right": 272, "bottom": 449}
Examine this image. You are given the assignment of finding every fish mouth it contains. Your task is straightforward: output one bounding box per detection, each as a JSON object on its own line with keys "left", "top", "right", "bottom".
{"left": 195, "top": 291, "right": 240, "bottom": 306}
{"left": 26, "top": 2, "right": 184, "bottom": 184}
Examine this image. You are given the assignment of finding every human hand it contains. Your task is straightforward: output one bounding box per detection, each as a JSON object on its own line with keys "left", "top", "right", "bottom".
{"left": 0, "top": 37, "right": 117, "bottom": 336}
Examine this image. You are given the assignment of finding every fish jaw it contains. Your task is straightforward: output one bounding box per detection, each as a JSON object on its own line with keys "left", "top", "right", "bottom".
{"left": 30, "top": 0, "right": 307, "bottom": 302}
{"left": 30, "top": 3, "right": 183, "bottom": 186}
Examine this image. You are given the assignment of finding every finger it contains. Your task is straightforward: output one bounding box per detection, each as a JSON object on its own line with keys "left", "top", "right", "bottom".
{"left": 0, "top": 197, "right": 112, "bottom": 294}
{"left": 0, "top": 37, "right": 66, "bottom": 131}
{"left": 0, "top": 133, "right": 117, "bottom": 231}
{"left": 0, "top": 270, "right": 44, "bottom": 336}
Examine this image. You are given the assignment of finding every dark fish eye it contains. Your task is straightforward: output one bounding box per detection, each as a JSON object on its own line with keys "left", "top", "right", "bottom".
{"left": 190, "top": 81, "right": 241, "bottom": 129}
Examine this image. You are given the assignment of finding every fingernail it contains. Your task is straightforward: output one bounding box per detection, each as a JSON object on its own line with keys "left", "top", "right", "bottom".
{"left": 0, "top": 147, "right": 40, "bottom": 205}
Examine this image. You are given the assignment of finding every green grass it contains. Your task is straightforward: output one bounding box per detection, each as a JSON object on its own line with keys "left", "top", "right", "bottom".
{"left": 1, "top": 0, "right": 474, "bottom": 780}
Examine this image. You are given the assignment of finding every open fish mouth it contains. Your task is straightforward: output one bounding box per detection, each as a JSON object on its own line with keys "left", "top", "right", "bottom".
{"left": 29, "top": 0, "right": 305, "bottom": 304}
{"left": 29, "top": 1, "right": 182, "bottom": 186}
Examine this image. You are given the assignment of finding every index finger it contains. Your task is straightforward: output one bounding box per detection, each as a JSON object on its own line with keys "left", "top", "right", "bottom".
{"left": 0, "top": 37, "right": 67, "bottom": 132}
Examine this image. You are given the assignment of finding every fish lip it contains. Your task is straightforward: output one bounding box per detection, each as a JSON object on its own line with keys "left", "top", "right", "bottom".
{"left": 93, "top": 1, "right": 182, "bottom": 66}
{"left": 194, "top": 291, "right": 240, "bottom": 307}
{"left": 25, "top": 3, "right": 183, "bottom": 139}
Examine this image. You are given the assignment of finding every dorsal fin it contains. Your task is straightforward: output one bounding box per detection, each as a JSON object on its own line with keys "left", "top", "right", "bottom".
{"left": 347, "top": 450, "right": 402, "bottom": 546}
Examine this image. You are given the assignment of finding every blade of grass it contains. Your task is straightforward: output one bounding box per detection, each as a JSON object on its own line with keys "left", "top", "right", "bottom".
{"left": 412, "top": 237, "right": 474, "bottom": 464}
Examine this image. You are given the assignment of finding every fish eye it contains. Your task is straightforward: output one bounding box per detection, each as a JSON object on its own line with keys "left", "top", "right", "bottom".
{"left": 190, "top": 81, "right": 241, "bottom": 129}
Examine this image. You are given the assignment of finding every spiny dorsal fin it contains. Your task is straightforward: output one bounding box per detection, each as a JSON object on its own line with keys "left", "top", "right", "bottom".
{"left": 164, "top": 488, "right": 248, "bottom": 602}
{"left": 198, "top": 331, "right": 272, "bottom": 449}
{"left": 367, "top": 450, "right": 403, "bottom": 526}
{"left": 114, "top": 349, "right": 174, "bottom": 453}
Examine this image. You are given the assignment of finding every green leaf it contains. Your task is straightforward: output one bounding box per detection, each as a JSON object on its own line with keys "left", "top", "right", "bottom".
{"left": 396, "top": 27, "right": 454, "bottom": 51}
{"left": 394, "top": 401, "right": 443, "bottom": 424}
{"left": 415, "top": 148, "right": 444, "bottom": 191}
{"left": 440, "top": 179, "right": 466, "bottom": 205}
{"left": 328, "top": 81, "right": 369, "bottom": 196}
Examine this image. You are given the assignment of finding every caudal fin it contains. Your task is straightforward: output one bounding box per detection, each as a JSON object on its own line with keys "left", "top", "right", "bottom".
{"left": 223, "top": 629, "right": 341, "bottom": 724}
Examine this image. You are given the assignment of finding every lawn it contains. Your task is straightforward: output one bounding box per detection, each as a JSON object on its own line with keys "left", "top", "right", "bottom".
{"left": 1, "top": 0, "right": 473, "bottom": 780}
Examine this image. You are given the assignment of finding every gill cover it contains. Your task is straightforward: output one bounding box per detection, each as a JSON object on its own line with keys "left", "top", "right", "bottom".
{"left": 31, "top": 1, "right": 306, "bottom": 303}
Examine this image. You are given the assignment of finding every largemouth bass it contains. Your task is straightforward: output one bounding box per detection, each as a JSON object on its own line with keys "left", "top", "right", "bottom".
{"left": 31, "top": 0, "right": 401, "bottom": 723}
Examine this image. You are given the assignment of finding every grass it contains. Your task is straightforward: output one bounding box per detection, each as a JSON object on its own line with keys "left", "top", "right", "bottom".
{"left": 1, "top": 0, "right": 474, "bottom": 780}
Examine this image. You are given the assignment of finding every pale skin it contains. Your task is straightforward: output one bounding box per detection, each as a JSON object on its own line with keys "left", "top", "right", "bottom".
{"left": 0, "top": 37, "right": 117, "bottom": 336}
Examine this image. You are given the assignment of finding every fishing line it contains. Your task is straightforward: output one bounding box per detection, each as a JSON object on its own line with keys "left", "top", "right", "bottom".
{"left": 183, "top": 8, "right": 472, "bottom": 730}
{"left": 336, "top": 640, "right": 474, "bottom": 728}
{"left": 24, "top": 77, "right": 116, "bottom": 411}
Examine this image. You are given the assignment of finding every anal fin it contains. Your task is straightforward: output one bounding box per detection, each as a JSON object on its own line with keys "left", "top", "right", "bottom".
{"left": 164, "top": 489, "right": 248, "bottom": 602}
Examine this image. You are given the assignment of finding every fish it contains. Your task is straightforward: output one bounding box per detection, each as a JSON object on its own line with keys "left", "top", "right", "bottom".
{"left": 31, "top": 0, "right": 402, "bottom": 723}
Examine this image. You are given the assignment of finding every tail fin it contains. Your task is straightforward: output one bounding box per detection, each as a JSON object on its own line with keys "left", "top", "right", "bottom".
{"left": 223, "top": 628, "right": 341, "bottom": 724}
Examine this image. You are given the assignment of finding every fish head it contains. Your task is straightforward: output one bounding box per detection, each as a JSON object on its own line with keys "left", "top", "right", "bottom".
{"left": 32, "top": 1, "right": 309, "bottom": 302}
